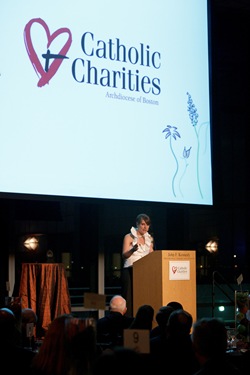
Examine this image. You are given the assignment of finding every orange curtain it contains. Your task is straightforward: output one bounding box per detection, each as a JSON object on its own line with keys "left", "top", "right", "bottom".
{"left": 19, "top": 263, "right": 71, "bottom": 337}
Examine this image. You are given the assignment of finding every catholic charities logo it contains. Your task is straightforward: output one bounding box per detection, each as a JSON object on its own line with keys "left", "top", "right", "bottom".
{"left": 23, "top": 18, "right": 161, "bottom": 93}
{"left": 24, "top": 18, "right": 72, "bottom": 87}
{"left": 169, "top": 261, "right": 190, "bottom": 280}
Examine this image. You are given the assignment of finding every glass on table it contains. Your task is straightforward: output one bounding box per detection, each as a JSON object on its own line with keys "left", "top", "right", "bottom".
{"left": 227, "top": 328, "right": 238, "bottom": 350}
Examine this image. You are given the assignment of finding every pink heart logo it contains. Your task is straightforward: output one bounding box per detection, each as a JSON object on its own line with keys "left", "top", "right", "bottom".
{"left": 24, "top": 18, "right": 72, "bottom": 87}
{"left": 172, "top": 266, "right": 177, "bottom": 274}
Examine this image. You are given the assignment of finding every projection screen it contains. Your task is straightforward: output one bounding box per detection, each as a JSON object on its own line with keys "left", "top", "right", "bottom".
{"left": 0, "top": 0, "right": 212, "bottom": 205}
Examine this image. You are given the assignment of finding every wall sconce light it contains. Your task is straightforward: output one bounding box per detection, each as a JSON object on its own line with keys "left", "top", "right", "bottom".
{"left": 23, "top": 236, "right": 39, "bottom": 251}
{"left": 205, "top": 237, "right": 218, "bottom": 254}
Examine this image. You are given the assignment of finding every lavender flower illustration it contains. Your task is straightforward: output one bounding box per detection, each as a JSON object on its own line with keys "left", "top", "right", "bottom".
{"left": 162, "top": 125, "right": 181, "bottom": 197}
{"left": 186, "top": 92, "right": 203, "bottom": 198}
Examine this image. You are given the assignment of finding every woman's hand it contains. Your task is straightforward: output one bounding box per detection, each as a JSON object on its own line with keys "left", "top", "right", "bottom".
{"left": 132, "top": 244, "right": 138, "bottom": 253}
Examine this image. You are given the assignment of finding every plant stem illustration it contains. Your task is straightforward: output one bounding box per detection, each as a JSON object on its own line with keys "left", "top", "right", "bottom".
{"left": 179, "top": 146, "right": 192, "bottom": 197}
{"left": 162, "top": 125, "right": 181, "bottom": 197}
{"left": 163, "top": 92, "right": 209, "bottom": 199}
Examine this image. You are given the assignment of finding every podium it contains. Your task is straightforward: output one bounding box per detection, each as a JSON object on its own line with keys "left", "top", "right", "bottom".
{"left": 133, "top": 250, "right": 196, "bottom": 324}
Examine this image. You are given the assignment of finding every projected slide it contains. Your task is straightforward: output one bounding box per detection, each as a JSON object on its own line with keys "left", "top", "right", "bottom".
{"left": 0, "top": 0, "right": 212, "bottom": 205}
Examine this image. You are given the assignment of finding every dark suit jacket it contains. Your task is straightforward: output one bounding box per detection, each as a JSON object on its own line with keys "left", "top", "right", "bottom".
{"left": 96, "top": 311, "right": 133, "bottom": 347}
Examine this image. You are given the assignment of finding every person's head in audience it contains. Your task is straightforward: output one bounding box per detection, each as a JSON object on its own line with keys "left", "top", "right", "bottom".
{"left": 0, "top": 307, "right": 36, "bottom": 374}
{"left": 109, "top": 295, "right": 127, "bottom": 315}
{"left": 167, "top": 301, "right": 183, "bottom": 310}
{"left": 0, "top": 307, "right": 21, "bottom": 346}
{"left": 0, "top": 307, "right": 15, "bottom": 322}
{"left": 191, "top": 317, "right": 227, "bottom": 365}
{"left": 31, "top": 314, "right": 96, "bottom": 375}
{"left": 155, "top": 305, "right": 175, "bottom": 329}
{"left": 22, "top": 308, "right": 38, "bottom": 325}
{"left": 129, "top": 304, "right": 154, "bottom": 330}
{"left": 167, "top": 308, "right": 193, "bottom": 337}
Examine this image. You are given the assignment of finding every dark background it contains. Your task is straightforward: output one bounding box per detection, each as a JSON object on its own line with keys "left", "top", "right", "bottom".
{"left": 1, "top": 0, "right": 250, "bottom": 305}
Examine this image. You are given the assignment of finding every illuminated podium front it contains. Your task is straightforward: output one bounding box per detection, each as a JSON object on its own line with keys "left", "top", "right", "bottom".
{"left": 133, "top": 250, "right": 196, "bottom": 325}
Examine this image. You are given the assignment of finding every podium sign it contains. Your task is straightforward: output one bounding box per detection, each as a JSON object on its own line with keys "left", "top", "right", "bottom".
{"left": 133, "top": 250, "right": 196, "bottom": 325}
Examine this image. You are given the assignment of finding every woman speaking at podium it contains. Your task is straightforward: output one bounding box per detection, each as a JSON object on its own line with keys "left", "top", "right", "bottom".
{"left": 121, "top": 213, "right": 154, "bottom": 317}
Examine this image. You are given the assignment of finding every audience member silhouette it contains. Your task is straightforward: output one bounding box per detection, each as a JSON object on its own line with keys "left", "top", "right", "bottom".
{"left": 68, "top": 317, "right": 98, "bottom": 375}
{"left": 150, "top": 304, "right": 177, "bottom": 338}
{"left": 129, "top": 304, "right": 154, "bottom": 330}
{"left": 5, "top": 296, "right": 22, "bottom": 334}
{"left": 0, "top": 307, "right": 35, "bottom": 375}
{"left": 96, "top": 295, "right": 133, "bottom": 349}
{"left": 0, "top": 307, "right": 20, "bottom": 345}
{"left": 166, "top": 300, "right": 183, "bottom": 310}
{"left": 150, "top": 308, "right": 199, "bottom": 375}
{"left": 191, "top": 317, "right": 243, "bottom": 374}
{"left": 31, "top": 314, "right": 97, "bottom": 375}
{"left": 150, "top": 300, "right": 183, "bottom": 339}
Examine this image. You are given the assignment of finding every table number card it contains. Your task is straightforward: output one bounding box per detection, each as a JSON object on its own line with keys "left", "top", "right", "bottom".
{"left": 123, "top": 329, "right": 150, "bottom": 353}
